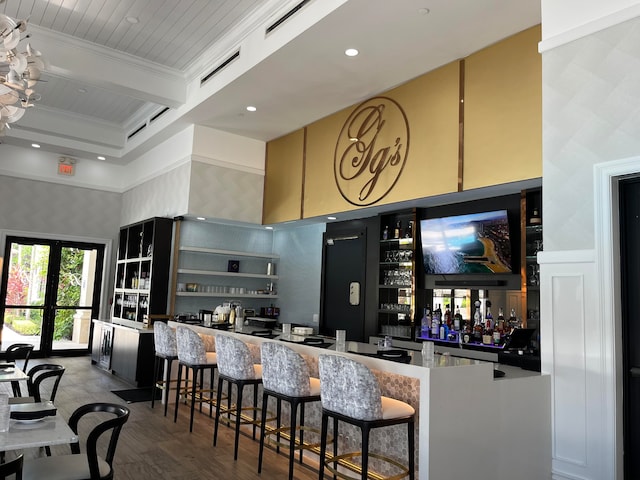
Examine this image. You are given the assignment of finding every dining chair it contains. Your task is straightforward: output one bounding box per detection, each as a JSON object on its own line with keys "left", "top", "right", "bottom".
{"left": 5, "top": 344, "right": 34, "bottom": 397}
{"left": 25, "top": 364, "right": 65, "bottom": 403}
{"left": 9, "top": 364, "right": 66, "bottom": 457}
{"left": 22, "top": 402, "right": 130, "bottom": 480}
{"left": 0, "top": 452, "right": 23, "bottom": 480}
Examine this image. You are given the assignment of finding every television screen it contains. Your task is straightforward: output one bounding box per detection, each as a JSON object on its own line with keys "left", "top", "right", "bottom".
{"left": 420, "top": 210, "right": 512, "bottom": 274}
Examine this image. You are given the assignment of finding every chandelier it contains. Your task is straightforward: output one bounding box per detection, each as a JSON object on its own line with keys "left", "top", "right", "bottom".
{"left": 0, "top": 1, "right": 45, "bottom": 136}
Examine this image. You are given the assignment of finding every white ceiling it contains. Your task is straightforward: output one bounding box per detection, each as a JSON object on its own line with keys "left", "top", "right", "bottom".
{"left": 0, "top": 0, "right": 541, "bottom": 165}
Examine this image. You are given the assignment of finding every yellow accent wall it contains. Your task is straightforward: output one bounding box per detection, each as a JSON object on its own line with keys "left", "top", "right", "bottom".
{"left": 263, "top": 26, "right": 541, "bottom": 222}
{"left": 304, "top": 61, "right": 460, "bottom": 218}
{"left": 463, "top": 26, "right": 542, "bottom": 189}
{"left": 263, "top": 129, "right": 304, "bottom": 224}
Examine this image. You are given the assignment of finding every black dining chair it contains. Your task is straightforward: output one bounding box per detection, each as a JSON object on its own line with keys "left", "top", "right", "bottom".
{"left": 22, "top": 402, "right": 130, "bottom": 480}
{"left": 5, "top": 344, "right": 34, "bottom": 397}
{"left": 0, "top": 453, "right": 23, "bottom": 480}
{"left": 24, "top": 364, "right": 65, "bottom": 403}
{"left": 10, "top": 364, "right": 66, "bottom": 457}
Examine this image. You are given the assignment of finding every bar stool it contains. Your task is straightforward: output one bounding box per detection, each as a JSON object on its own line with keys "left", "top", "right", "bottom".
{"left": 257, "top": 342, "right": 321, "bottom": 480}
{"left": 174, "top": 326, "right": 218, "bottom": 432}
{"left": 151, "top": 322, "right": 179, "bottom": 416}
{"left": 318, "top": 354, "right": 416, "bottom": 480}
{"left": 213, "top": 334, "right": 263, "bottom": 460}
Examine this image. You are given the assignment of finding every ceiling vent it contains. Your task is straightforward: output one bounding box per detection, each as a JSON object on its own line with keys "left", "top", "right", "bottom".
{"left": 150, "top": 107, "right": 170, "bottom": 124}
{"left": 200, "top": 50, "right": 240, "bottom": 86}
{"left": 266, "top": 0, "right": 311, "bottom": 35}
{"left": 127, "top": 123, "right": 147, "bottom": 141}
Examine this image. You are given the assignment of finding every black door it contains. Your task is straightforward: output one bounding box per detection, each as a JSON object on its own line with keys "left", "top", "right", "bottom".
{"left": 320, "top": 231, "right": 366, "bottom": 342}
{"left": 0, "top": 236, "right": 105, "bottom": 356}
{"left": 620, "top": 177, "right": 640, "bottom": 479}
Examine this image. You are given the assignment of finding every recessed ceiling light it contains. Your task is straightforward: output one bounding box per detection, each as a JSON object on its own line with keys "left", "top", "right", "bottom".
{"left": 125, "top": 16, "right": 139, "bottom": 24}
{"left": 78, "top": 88, "right": 87, "bottom": 94}
{"left": 31, "top": 143, "right": 40, "bottom": 148}
{"left": 246, "top": 106, "right": 257, "bottom": 112}
{"left": 196, "top": 217, "right": 206, "bottom": 221}
{"left": 418, "top": 8, "right": 430, "bottom": 15}
{"left": 265, "top": 226, "right": 274, "bottom": 230}
{"left": 345, "top": 48, "right": 359, "bottom": 57}
{"left": 97, "top": 156, "right": 106, "bottom": 161}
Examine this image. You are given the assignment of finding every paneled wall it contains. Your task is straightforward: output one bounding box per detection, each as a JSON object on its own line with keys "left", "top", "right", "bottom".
{"left": 541, "top": 10, "right": 640, "bottom": 480}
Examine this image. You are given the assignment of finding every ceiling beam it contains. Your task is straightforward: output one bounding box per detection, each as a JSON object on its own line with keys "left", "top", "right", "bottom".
{"left": 30, "top": 25, "right": 187, "bottom": 108}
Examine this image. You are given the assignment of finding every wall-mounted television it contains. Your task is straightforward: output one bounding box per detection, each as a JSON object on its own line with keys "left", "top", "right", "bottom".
{"left": 420, "top": 209, "right": 512, "bottom": 275}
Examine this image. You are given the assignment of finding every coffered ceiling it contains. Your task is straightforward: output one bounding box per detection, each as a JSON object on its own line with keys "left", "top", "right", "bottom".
{"left": 0, "top": 0, "right": 540, "bottom": 164}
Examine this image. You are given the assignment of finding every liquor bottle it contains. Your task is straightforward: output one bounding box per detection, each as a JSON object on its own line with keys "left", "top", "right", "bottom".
{"left": 497, "top": 307, "right": 505, "bottom": 333}
{"left": 453, "top": 305, "right": 463, "bottom": 331}
{"left": 439, "top": 320, "right": 448, "bottom": 340}
{"left": 382, "top": 225, "right": 389, "bottom": 240}
{"left": 406, "top": 220, "right": 413, "bottom": 239}
{"left": 431, "top": 304, "right": 440, "bottom": 338}
{"left": 508, "top": 308, "right": 518, "bottom": 331}
{"left": 473, "top": 301, "right": 483, "bottom": 342}
{"left": 444, "top": 304, "right": 452, "bottom": 328}
{"left": 421, "top": 306, "right": 432, "bottom": 338}
{"left": 485, "top": 301, "right": 493, "bottom": 330}
{"left": 394, "top": 221, "right": 401, "bottom": 239}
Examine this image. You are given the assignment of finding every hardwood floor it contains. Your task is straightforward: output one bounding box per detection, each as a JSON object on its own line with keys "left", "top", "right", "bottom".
{"left": 9, "top": 356, "right": 321, "bottom": 480}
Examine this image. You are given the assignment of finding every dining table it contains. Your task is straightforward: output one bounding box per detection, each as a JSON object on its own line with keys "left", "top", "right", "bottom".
{"left": 0, "top": 402, "right": 78, "bottom": 452}
{"left": 0, "top": 363, "right": 28, "bottom": 385}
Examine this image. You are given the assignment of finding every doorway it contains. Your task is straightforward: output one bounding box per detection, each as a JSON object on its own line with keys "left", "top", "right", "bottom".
{"left": 0, "top": 236, "right": 105, "bottom": 356}
{"left": 320, "top": 230, "right": 367, "bottom": 342}
{"left": 619, "top": 177, "right": 640, "bottom": 479}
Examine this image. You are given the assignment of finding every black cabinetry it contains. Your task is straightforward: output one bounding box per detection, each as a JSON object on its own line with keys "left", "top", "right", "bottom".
{"left": 523, "top": 188, "right": 542, "bottom": 332}
{"left": 377, "top": 211, "right": 416, "bottom": 340}
{"left": 112, "top": 217, "right": 173, "bottom": 323}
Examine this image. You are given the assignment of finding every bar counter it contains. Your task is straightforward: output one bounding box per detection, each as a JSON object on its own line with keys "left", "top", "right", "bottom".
{"left": 167, "top": 321, "right": 550, "bottom": 480}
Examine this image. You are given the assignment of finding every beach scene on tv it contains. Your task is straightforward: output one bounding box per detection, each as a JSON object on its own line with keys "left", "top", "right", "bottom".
{"left": 420, "top": 210, "right": 512, "bottom": 274}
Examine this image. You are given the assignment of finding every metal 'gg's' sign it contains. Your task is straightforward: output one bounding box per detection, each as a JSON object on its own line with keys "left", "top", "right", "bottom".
{"left": 334, "top": 97, "right": 410, "bottom": 206}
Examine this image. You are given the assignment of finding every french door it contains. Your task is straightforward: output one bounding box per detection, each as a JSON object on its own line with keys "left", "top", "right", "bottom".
{"left": 0, "top": 236, "right": 105, "bottom": 357}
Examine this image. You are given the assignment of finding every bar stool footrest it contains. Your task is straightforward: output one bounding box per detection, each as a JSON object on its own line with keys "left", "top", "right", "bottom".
{"left": 324, "top": 451, "right": 410, "bottom": 480}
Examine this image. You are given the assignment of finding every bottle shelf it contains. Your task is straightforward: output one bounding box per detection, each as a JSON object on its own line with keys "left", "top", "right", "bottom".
{"left": 117, "top": 257, "right": 152, "bottom": 264}
{"left": 114, "top": 288, "right": 150, "bottom": 294}
{"left": 380, "top": 237, "right": 414, "bottom": 245}
{"left": 177, "top": 268, "right": 278, "bottom": 280}
{"left": 176, "top": 292, "right": 279, "bottom": 299}
{"left": 180, "top": 246, "right": 279, "bottom": 260}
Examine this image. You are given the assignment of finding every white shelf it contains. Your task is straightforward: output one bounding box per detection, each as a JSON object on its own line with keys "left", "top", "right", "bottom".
{"left": 180, "top": 246, "right": 279, "bottom": 260}
{"left": 114, "top": 288, "right": 150, "bottom": 294}
{"left": 177, "top": 268, "right": 278, "bottom": 279}
{"left": 176, "top": 292, "right": 278, "bottom": 299}
{"left": 117, "top": 256, "right": 152, "bottom": 264}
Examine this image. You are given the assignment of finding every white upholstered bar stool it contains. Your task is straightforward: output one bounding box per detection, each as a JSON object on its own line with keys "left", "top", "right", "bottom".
{"left": 213, "top": 334, "right": 263, "bottom": 460}
{"left": 151, "top": 322, "right": 179, "bottom": 416}
{"left": 257, "top": 341, "right": 321, "bottom": 480}
{"left": 318, "top": 354, "right": 416, "bottom": 480}
{"left": 174, "top": 326, "right": 218, "bottom": 432}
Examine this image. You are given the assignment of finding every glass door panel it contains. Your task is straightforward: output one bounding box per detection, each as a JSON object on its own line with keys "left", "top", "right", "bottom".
{"left": 1, "top": 242, "right": 50, "bottom": 351}
{"left": 0, "top": 237, "right": 104, "bottom": 356}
